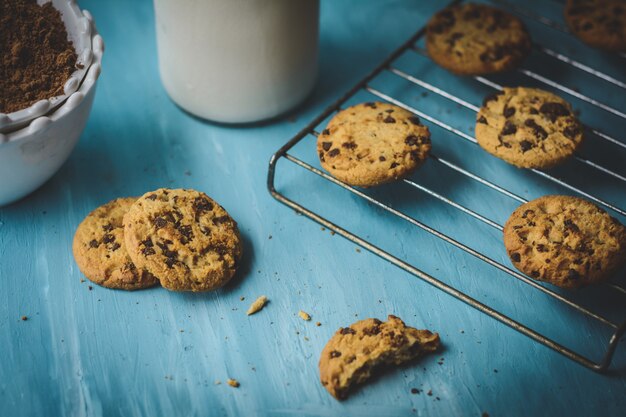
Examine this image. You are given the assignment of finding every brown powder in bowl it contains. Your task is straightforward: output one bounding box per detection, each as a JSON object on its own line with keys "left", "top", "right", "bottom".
{"left": 0, "top": 0, "right": 78, "bottom": 114}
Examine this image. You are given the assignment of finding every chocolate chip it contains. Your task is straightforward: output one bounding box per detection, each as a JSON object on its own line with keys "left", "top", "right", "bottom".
{"left": 529, "top": 108, "right": 539, "bottom": 115}
{"left": 102, "top": 223, "right": 113, "bottom": 232}
{"left": 446, "top": 32, "right": 464, "bottom": 47}
{"left": 346, "top": 355, "right": 356, "bottom": 363}
{"left": 564, "top": 219, "right": 580, "bottom": 233}
{"left": 581, "top": 22, "right": 593, "bottom": 31}
{"left": 102, "top": 234, "right": 115, "bottom": 244}
{"left": 322, "top": 142, "right": 332, "bottom": 151}
{"left": 89, "top": 239, "right": 99, "bottom": 248}
{"left": 405, "top": 135, "right": 419, "bottom": 146}
{"left": 193, "top": 197, "right": 214, "bottom": 222}
{"left": 483, "top": 91, "right": 503, "bottom": 106}
{"left": 319, "top": 151, "right": 325, "bottom": 162}
{"left": 408, "top": 116, "right": 421, "bottom": 125}
{"left": 141, "top": 247, "right": 156, "bottom": 256}
{"left": 213, "top": 216, "right": 230, "bottom": 225}
{"left": 363, "top": 325, "right": 381, "bottom": 336}
{"left": 520, "top": 140, "right": 533, "bottom": 152}
{"left": 342, "top": 142, "right": 357, "bottom": 149}
{"left": 383, "top": 116, "right": 396, "bottom": 123}
{"left": 110, "top": 243, "right": 121, "bottom": 251}
{"left": 340, "top": 327, "right": 356, "bottom": 335}
{"left": 480, "top": 46, "right": 505, "bottom": 63}
{"left": 154, "top": 216, "right": 168, "bottom": 229}
{"left": 390, "top": 162, "right": 399, "bottom": 169}
{"left": 379, "top": 156, "right": 386, "bottom": 162}
{"left": 322, "top": 129, "right": 330, "bottom": 135}
{"left": 539, "top": 102, "right": 570, "bottom": 122}
{"left": 330, "top": 350, "right": 342, "bottom": 358}
{"left": 522, "top": 209, "right": 534, "bottom": 218}
{"left": 477, "top": 115, "right": 488, "bottom": 124}
{"left": 390, "top": 334, "right": 408, "bottom": 348}
{"left": 146, "top": 194, "right": 157, "bottom": 201}
{"left": 364, "top": 102, "right": 377, "bottom": 109}
{"left": 410, "top": 151, "right": 422, "bottom": 161}
{"left": 501, "top": 121, "right": 517, "bottom": 136}
{"left": 178, "top": 224, "right": 194, "bottom": 243}
{"left": 503, "top": 107, "right": 516, "bottom": 118}
{"left": 385, "top": 109, "right": 395, "bottom": 113}
{"left": 164, "top": 257, "right": 176, "bottom": 268}
{"left": 524, "top": 119, "right": 548, "bottom": 140}
{"left": 536, "top": 244, "right": 547, "bottom": 252}
{"left": 563, "top": 124, "right": 581, "bottom": 140}
{"left": 328, "top": 149, "right": 340, "bottom": 157}
{"left": 510, "top": 252, "right": 521, "bottom": 262}
{"left": 530, "top": 270, "right": 540, "bottom": 278}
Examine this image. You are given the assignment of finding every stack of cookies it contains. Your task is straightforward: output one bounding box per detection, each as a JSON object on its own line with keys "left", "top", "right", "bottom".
{"left": 73, "top": 188, "right": 242, "bottom": 292}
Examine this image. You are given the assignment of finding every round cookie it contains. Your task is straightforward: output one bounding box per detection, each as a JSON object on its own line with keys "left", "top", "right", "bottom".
{"left": 72, "top": 198, "right": 159, "bottom": 290}
{"left": 565, "top": 0, "right": 626, "bottom": 52}
{"left": 475, "top": 87, "right": 584, "bottom": 169}
{"left": 123, "top": 189, "right": 242, "bottom": 292}
{"left": 426, "top": 3, "right": 532, "bottom": 75}
{"left": 317, "top": 102, "right": 431, "bottom": 187}
{"left": 503, "top": 195, "right": 626, "bottom": 289}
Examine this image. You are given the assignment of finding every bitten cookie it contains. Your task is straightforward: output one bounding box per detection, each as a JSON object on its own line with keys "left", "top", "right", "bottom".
{"left": 503, "top": 195, "right": 626, "bottom": 289}
{"left": 565, "top": 0, "right": 626, "bottom": 52}
{"left": 123, "top": 189, "right": 242, "bottom": 292}
{"left": 426, "top": 3, "right": 531, "bottom": 75}
{"left": 476, "top": 87, "right": 584, "bottom": 169}
{"left": 319, "top": 315, "right": 440, "bottom": 400}
{"left": 72, "top": 198, "right": 159, "bottom": 290}
{"left": 317, "top": 102, "right": 431, "bottom": 187}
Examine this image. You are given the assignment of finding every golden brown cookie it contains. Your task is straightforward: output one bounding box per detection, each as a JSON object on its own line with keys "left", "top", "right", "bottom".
{"left": 317, "top": 102, "right": 431, "bottom": 187}
{"left": 72, "top": 198, "right": 159, "bottom": 290}
{"left": 319, "top": 315, "right": 440, "bottom": 400}
{"left": 476, "top": 87, "right": 584, "bottom": 169}
{"left": 565, "top": 0, "right": 626, "bottom": 52}
{"left": 503, "top": 195, "right": 626, "bottom": 289}
{"left": 426, "top": 3, "right": 532, "bottom": 75}
{"left": 123, "top": 189, "right": 242, "bottom": 292}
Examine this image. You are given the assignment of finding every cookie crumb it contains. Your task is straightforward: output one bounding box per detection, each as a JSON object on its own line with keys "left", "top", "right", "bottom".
{"left": 227, "top": 378, "right": 240, "bottom": 388}
{"left": 427, "top": 390, "right": 432, "bottom": 396}
{"left": 316, "top": 322, "right": 321, "bottom": 327}
{"left": 240, "top": 296, "right": 245, "bottom": 301}
{"left": 88, "top": 286, "right": 93, "bottom": 291}
{"left": 411, "top": 388, "right": 419, "bottom": 394}
{"left": 246, "top": 296, "right": 268, "bottom": 315}
{"left": 21, "top": 316, "right": 28, "bottom": 321}
{"left": 214, "top": 380, "right": 221, "bottom": 385}
{"left": 298, "top": 310, "right": 311, "bottom": 321}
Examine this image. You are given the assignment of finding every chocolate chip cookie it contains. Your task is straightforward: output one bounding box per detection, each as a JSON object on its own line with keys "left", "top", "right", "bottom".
{"left": 503, "top": 195, "right": 626, "bottom": 289}
{"left": 72, "top": 198, "right": 159, "bottom": 290}
{"left": 426, "top": 3, "right": 532, "bottom": 75}
{"left": 565, "top": 0, "right": 626, "bottom": 52}
{"left": 123, "top": 189, "right": 242, "bottom": 292}
{"left": 476, "top": 87, "right": 584, "bottom": 169}
{"left": 317, "top": 102, "right": 431, "bottom": 187}
{"left": 319, "top": 315, "right": 440, "bottom": 400}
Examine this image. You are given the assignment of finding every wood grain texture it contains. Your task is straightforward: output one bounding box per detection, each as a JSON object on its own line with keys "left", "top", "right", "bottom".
{"left": 1, "top": 1, "right": 625, "bottom": 416}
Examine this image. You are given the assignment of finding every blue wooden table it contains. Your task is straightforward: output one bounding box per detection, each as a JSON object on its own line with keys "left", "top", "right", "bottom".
{"left": 1, "top": 1, "right": 625, "bottom": 416}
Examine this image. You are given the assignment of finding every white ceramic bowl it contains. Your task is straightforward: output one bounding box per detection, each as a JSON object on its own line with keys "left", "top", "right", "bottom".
{"left": 0, "top": 10, "right": 103, "bottom": 206}
{"left": 0, "top": 0, "right": 94, "bottom": 133}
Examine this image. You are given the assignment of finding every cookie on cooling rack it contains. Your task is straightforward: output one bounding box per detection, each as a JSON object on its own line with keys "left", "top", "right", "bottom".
{"left": 319, "top": 315, "right": 439, "bottom": 400}
{"left": 503, "top": 195, "right": 626, "bottom": 289}
{"left": 475, "top": 87, "right": 584, "bottom": 169}
{"left": 426, "top": 3, "right": 532, "bottom": 75}
{"left": 317, "top": 102, "right": 431, "bottom": 187}
{"left": 123, "top": 189, "right": 242, "bottom": 292}
{"left": 565, "top": 0, "right": 626, "bottom": 52}
{"left": 72, "top": 198, "right": 159, "bottom": 290}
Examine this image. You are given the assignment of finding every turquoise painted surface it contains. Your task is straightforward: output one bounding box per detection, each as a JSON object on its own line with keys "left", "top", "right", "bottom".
{"left": 1, "top": 1, "right": 625, "bottom": 416}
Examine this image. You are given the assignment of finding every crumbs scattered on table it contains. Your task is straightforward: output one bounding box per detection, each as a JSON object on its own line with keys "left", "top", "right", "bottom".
{"left": 227, "top": 378, "right": 240, "bottom": 388}
{"left": 315, "top": 321, "right": 321, "bottom": 327}
{"left": 247, "top": 295, "right": 268, "bottom": 315}
{"left": 298, "top": 310, "right": 311, "bottom": 321}
{"left": 21, "top": 316, "right": 28, "bottom": 321}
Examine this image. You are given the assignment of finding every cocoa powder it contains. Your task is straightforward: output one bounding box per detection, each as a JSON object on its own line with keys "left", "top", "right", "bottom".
{"left": 0, "top": 0, "right": 77, "bottom": 114}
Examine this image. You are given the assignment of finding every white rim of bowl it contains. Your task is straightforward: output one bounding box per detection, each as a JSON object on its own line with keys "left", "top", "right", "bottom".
{"left": 0, "top": 8, "right": 103, "bottom": 145}
{"left": 0, "top": 0, "right": 94, "bottom": 134}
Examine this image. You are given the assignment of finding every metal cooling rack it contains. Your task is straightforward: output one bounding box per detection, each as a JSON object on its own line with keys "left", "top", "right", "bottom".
{"left": 267, "top": 0, "right": 626, "bottom": 372}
